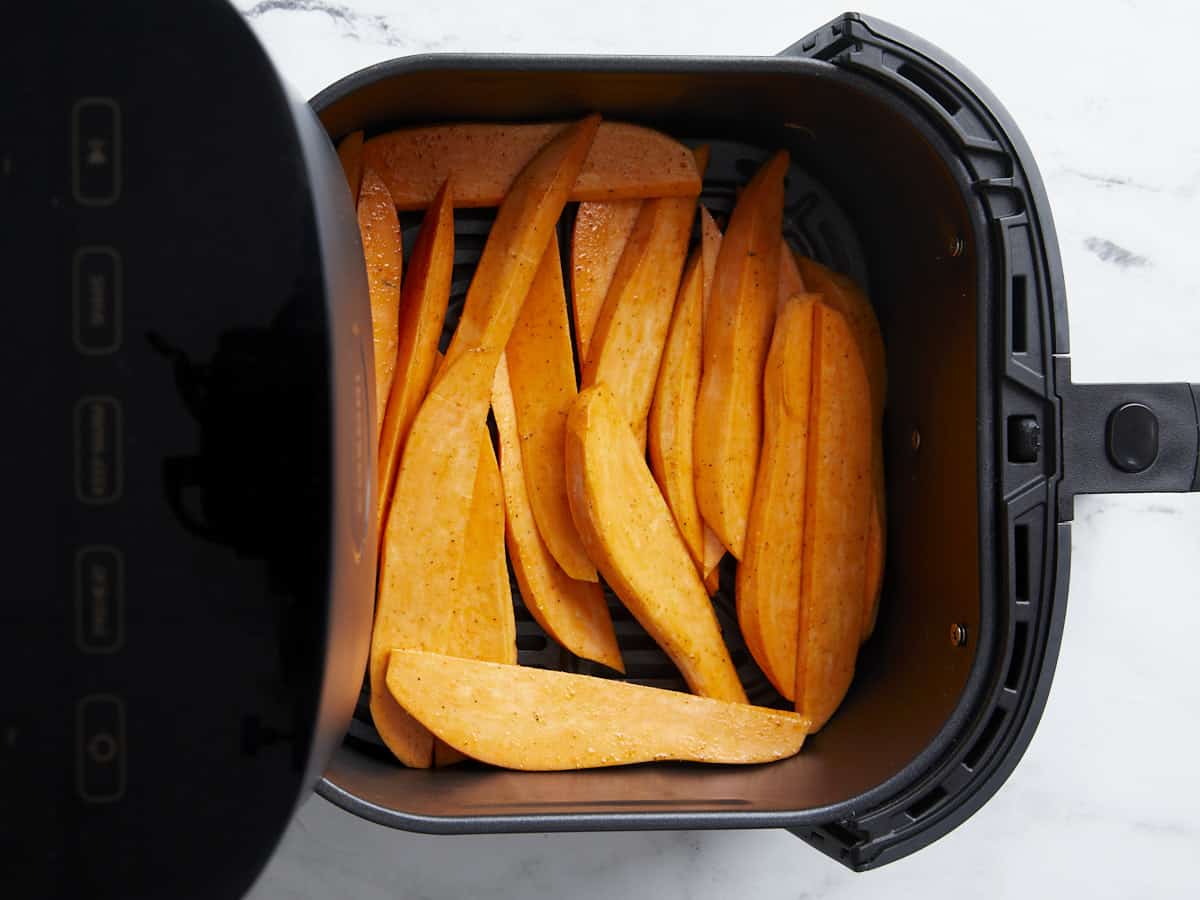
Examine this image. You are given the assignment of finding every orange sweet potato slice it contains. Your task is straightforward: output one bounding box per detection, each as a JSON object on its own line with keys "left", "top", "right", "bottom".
{"left": 695, "top": 152, "right": 788, "bottom": 559}
{"left": 434, "top": 432, "right": 515, "bottom": 767}
{"left": 565, "top": 384, "right": 746, "bottom": 703}
{"left": 570, "top": 199, "right": 641, "bottom": 363}
{"left": 371, "top": 116, "right": 600, "bottom": 767}
{"left": 376, "top": 180, "right": 455, "bottom": 540}
{"left": 582, "top": 147, "right": 708, "bottom": 447}
{"left": 434, "top": 116, "right": 601, "bottom": 402}
{"left": 736, "top": 295, "right": 817, "bottom": 698}
{"left": 795, "top": 256, "right": 886, "bottom": 642}
{"left": 506, "top": 232, "right": 597, "bottom": 582}
{"left": 648, "top": 250, "right": 705, "bottom": 570}
{"left": 337, "top": 130, "right": 364, "bottom": 202}
{"left": 362, "top": 121, "right": 700, "bottom": 210}
{"left": 699, "top": 205, "right": 722, "bottom": 326}
{"left": 697, "top": 206, "right": 726, "bottom": 590}
{"left": 779, "top": 238, "right": 805, "bottom": 306}
{"left": 492, "top": 355, "right": 623, "bottom": 671}
{"left": 794, "top": 302, "right": 873, "bottom": 730}
{"left": 387, "top": 651, "right": 809, "bottom": 770}
{"left": 357, "top": 167, "right": 404, "bottom": 434}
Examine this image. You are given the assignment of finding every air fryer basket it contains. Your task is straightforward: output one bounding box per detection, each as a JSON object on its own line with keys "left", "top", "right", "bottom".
{"left": 310, "top": 14, "right": 1200, "bottom": 870}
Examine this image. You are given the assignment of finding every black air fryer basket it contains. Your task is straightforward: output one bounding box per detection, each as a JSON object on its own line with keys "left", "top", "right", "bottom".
{"left": 309, "top": 13, "right": 1200, "bottom": 870}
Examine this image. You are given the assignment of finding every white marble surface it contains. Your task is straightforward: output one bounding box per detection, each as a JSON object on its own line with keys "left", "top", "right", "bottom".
{"left": 240, "top": 1, "right": 1200, "bottom": 896}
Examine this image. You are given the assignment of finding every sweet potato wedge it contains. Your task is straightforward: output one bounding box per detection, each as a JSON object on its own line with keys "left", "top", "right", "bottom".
{"left": 570, "top": 199, "right": 641, "bottom": 363}
{"left": 699, "top": 205, "right": 722, "bottom": 327}
{"left": 695, "top": 151, "right": 788, "bottom": 559}
{"left": 387, "top": 650, "right": 809, "bottom": 770}
{"left": 434, "top": 432, "right": 515, "bottom": 767}
{"left": 371, "top": 116, "right": 600, "bottom": 767}
{"left": 362, "top": 121, "right": 700, "bottom": 210}
{"left": 697, "top": 206, "right": 726, "bottom": 590}
{"left": 337, "top": 130, "right": 364, "bottom": 202}
{"left": 376, "top": 180, "right": 455, "bottom": 539}
{"left": 736, "top": 295, "right": 818, "bottom": 698}
{"left": 778, "top": 238, "right": 805, "bottom": 307}
{"left": 445, "top": 433, "right": 515, "bottom": 667}
{"left": 506, "top": 232, "right": 597, "bottom": 582}
{"left": 492, "top": 355, "right": 623, "bottom": 671}
{"left": 582, "top": 147, "right": 707, "bottom": 447}
{"left": 795, "top": 302, "right": 873, "bottom": 730}
{"left": 648, "top": 250, "right": 706, "bottom": 570}
{"left": 565, "top": 384, "right": 746, "bottom": 703}
{"left": 357, "top": 167, "right": 404, "bottom": 433}
{"left": 795, "top": 256, "right": 887, "bottom": 641}
{"left": 434, "top": 115, "right": 602, "bottom": 402}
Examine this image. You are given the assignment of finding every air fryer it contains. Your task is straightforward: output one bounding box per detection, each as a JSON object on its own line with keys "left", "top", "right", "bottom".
{"left": 4, "top": 2, "right": 1198, "bottom": 898}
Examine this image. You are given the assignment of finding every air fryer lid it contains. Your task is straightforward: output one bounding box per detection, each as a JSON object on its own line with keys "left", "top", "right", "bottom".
{"left": 0, "top": 2, "right": 373, "bottom": 898}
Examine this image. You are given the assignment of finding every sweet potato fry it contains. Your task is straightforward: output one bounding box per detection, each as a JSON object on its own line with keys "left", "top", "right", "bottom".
{"left": 795, "top": 256, "right": 886, "bottom": 641}
{"left": 648, "top": 250, "right": 706, "bottom": 570}
{"left": 371, "top": 116, "right": 600, "bottom": 767}
{"left": 795, "top": 303, "right": 873, "bottom": 730}
{"left": 435, "top": 432, "right": 515, "bottom": 767}
{"left": 387, "top": 651, "right": 809, "bottom": 770}
{"left": 337, "top": 130, "right": 364, "bottom": 202}
{"left": 357, "top": 167, "right": 404, "bottom": 434}
{"left": 736, "top": 295, "right": 817, "bottom": 698}
{"left": 570, "top": 199, "right": 641, "bottom": 363}
{"left": 506, "top": 233, "right": 597, "bottom": 582}
{"left": 376, "top": 180, "right": 454, "bottom": 539}
{"left": 778, "top": 237, "right": 805, "bottom": 306}
{"left": 565, "top": 384, "right": 746, "bottom": 703}
{"left": 695, "top": 151, "right": 788, "bottom": 559}
{"left": 697, "top": 206, "right": 726, "bottom": 590}
{"left": 492, "top": 355, "right": 623, "bottom": 671}
{"left": 362, "top": 121, "right": 700, "bottom": 210}
{"left": 582, "top": 147, "right": 708, "bottom": 447}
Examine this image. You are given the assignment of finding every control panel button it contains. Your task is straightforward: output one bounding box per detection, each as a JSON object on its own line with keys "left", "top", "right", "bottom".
{"left": 75, "top": 546, "right": 124, "bottom": 654}
{"left": 74, "top": 396, "right": 123, "bottom": 505}
{"left": 72, "top": 247, "right": 122, "bottom": 355}
{"left": 72, "top": 98, "right": 121, "bottom": 206}
{"left": 76, "top": 695, "right": 126, "bottom": 803}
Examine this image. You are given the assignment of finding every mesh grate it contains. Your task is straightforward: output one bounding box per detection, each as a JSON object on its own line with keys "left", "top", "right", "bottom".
{"left": 355, "top": 140, "right": 867, "bottom": 750}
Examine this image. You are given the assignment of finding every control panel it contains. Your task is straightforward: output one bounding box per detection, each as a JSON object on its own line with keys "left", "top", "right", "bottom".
{"left": 0, "top": 2, "right": 373, "bottom": 898}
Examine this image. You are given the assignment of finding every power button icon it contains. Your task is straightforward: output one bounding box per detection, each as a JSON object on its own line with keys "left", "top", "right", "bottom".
{"left": 76, "top": 695, "right": 126, "bottom": 803}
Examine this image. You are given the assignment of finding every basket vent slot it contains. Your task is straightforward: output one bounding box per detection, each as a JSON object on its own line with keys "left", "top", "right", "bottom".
{"left": 1013, "top": 523, "right": 1030, "bottom": 602}
{"left": 1010, "top": 274, "right": 1028, "bottom": 353}
{"left": 897, "top": 62, "right": 961, "bottom": 116}
{"left": 1005, "top": 621, "right": 1029, "bottom": 691}
{"left": 905, "top": 785, "right": 947, "bottom": 821}
{"left": 963, "top": 707, "right": 1006, "bottom": 771}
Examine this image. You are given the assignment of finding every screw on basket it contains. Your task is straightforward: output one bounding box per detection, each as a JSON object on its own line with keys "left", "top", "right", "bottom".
{"left": 910, "top": 426, "right": 921, "bottom": 452}
{"left": 948, "top": 235, "right": 964, "bottom": 257}
{"left": 950, "top": 623, "right": 968, "bottom": 647}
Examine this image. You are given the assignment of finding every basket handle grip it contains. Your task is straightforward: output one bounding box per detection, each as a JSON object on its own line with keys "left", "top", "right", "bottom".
{"left": 1056, "top": 358, "right": 1200, "bottom": 518}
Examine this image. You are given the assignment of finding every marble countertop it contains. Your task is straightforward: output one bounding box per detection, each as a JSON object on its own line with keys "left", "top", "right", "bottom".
{"left": 241, "top": 1, "right": 1200, "bottom": 897}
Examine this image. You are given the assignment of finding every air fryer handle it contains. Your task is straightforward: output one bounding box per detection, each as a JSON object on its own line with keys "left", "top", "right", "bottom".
{"left": 1056, "top": 357, "right": 1200, "bottom": 518}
